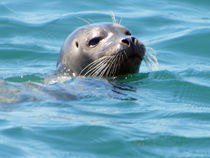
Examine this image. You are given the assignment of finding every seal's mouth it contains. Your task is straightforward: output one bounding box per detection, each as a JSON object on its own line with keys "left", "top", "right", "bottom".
{"left": 128, "top": 52, "right": 143, "bottom": 60}
{"left": 121, "top": 43, "right": 145, "bottom": 61}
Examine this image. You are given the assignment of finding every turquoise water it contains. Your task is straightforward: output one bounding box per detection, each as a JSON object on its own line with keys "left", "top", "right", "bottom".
{"left": 1, "top": 0, "right": 210, "bottom": 157}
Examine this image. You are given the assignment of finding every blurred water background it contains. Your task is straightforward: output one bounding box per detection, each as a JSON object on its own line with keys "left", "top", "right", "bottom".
{"left": 1, "top": 0, "right": 210, "bottom": 157}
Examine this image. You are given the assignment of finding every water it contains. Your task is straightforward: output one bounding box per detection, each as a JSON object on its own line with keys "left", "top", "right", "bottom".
{"left": 1, "top": 0, "right": 210, "bottom": 157}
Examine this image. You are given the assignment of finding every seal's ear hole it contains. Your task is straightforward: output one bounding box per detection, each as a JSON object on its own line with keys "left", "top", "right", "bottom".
{"left": 89, "top": 37, "right": 103, "bottom": 47}
{"left": 75, "top": 41, "right": 79, "bottom": 48}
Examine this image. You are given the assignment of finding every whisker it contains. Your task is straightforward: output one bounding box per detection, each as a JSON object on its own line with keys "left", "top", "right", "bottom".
{"left": 79, "top": 56, "right": 108, "bottom": 75}
{"left": 147, "top": 52, "right": 158, "bottom": 64}
{"left": 105, "top": 56, "right": 116, "bottom": 77}
{"left": 122, "top": 51, "right": 125, "bottom": 63}
{"left": 99, "top": 57, "right": 114, "bottom": 77}
{"left": 107, "top": 56, "right": 116, "bottom": 77}
{"left": 143, "top": 47, "right": 159, "bottom": 71}
{"left": 87, "top": 18, "right": 94, "bottom": 24}
{"left": 84, "top": 58, "right": 109, "bottom": 77}
{"left": 112, "top": 54, "right": 120, "bottom": 76}
{"left": 85, "top": 56, "right": 113, "bottom": 77}
{"left": 123, "top": 50, "right": 128, "bottom": 60}
{"left": 106, "top": 55, "right": 117, "bottom": 77}
{"left": 117, "top": 53, "right": 122, "bottom": 72}
{"left": 77, "top": 17, "right": 91, "bottom": 24}
{"left": 111, "top": 11, "right": 117, "bottom": 24}
{"left": 146, "top": 47, "right": 157, "bottom": 54}
{"left": 92, "top": 60, "right": 109, "bottom": 77}
{"left": 143, "top": 57, "right": 151, "bottom": 70}
{"left": 119, "top": 16, "right": 123, "bottom": 25}
{"left": 144, "top": 53, "right": 158, "bottom": 71}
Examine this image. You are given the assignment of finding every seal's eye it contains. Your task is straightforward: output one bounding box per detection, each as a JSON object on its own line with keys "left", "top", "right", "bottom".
{"left": 88, "top": 37, "right": 102, "bottom": 47}
{"left": 125, "top": 31, "right": 131, "bottom": 36}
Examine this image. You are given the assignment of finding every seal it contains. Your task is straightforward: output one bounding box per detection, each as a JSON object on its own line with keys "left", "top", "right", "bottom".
{"left": 57, "top": 22, "right": 145, "bottom": 78}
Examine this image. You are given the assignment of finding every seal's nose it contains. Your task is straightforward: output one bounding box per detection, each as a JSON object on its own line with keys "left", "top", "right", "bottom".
{"left": 121, "top": 37, "right": 136, "bottom": 46}
{"left": 121, "top": 38, "right": 130, "bottom": 46}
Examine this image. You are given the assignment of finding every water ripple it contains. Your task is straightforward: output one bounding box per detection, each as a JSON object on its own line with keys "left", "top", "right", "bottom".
{"left": 1, "top": 0, "right": 210, "bottom": 157}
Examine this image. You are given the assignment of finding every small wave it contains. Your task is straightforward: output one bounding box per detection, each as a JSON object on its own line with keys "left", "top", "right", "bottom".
{"left": 44, "top": 74, "right": 72, "bottom": 85}
{"left": 5, "top": 74, "right": 44, "bottom": 83}
{"left": 146, "top": 69, "right": 210, "bottom": 107}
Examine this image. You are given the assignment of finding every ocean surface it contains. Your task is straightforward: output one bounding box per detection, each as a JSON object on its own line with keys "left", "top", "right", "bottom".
{"left": 1, "top": 0, "right": 210, "bottom": 157}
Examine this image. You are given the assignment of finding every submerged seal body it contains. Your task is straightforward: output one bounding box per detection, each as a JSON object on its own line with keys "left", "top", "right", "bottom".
{"left": 57, "top": 22, "right": 145, "bottom": 77}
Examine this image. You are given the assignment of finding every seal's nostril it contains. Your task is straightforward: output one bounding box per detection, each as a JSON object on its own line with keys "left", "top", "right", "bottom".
{"left": 121, "top": 39, "right": 130, "bottom": 46}
{"left": 131, "top": 37, "right": 136, "bottom": 43}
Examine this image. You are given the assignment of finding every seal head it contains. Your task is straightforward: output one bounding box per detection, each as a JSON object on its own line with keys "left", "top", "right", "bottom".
{"left": 57, "top": 22, "right": 145, "bottom": 77}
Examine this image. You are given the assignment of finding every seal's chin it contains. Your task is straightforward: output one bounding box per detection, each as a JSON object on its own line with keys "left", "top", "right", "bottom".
{"left": 117, "top": 54, "right": 142, "bottom": 76}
